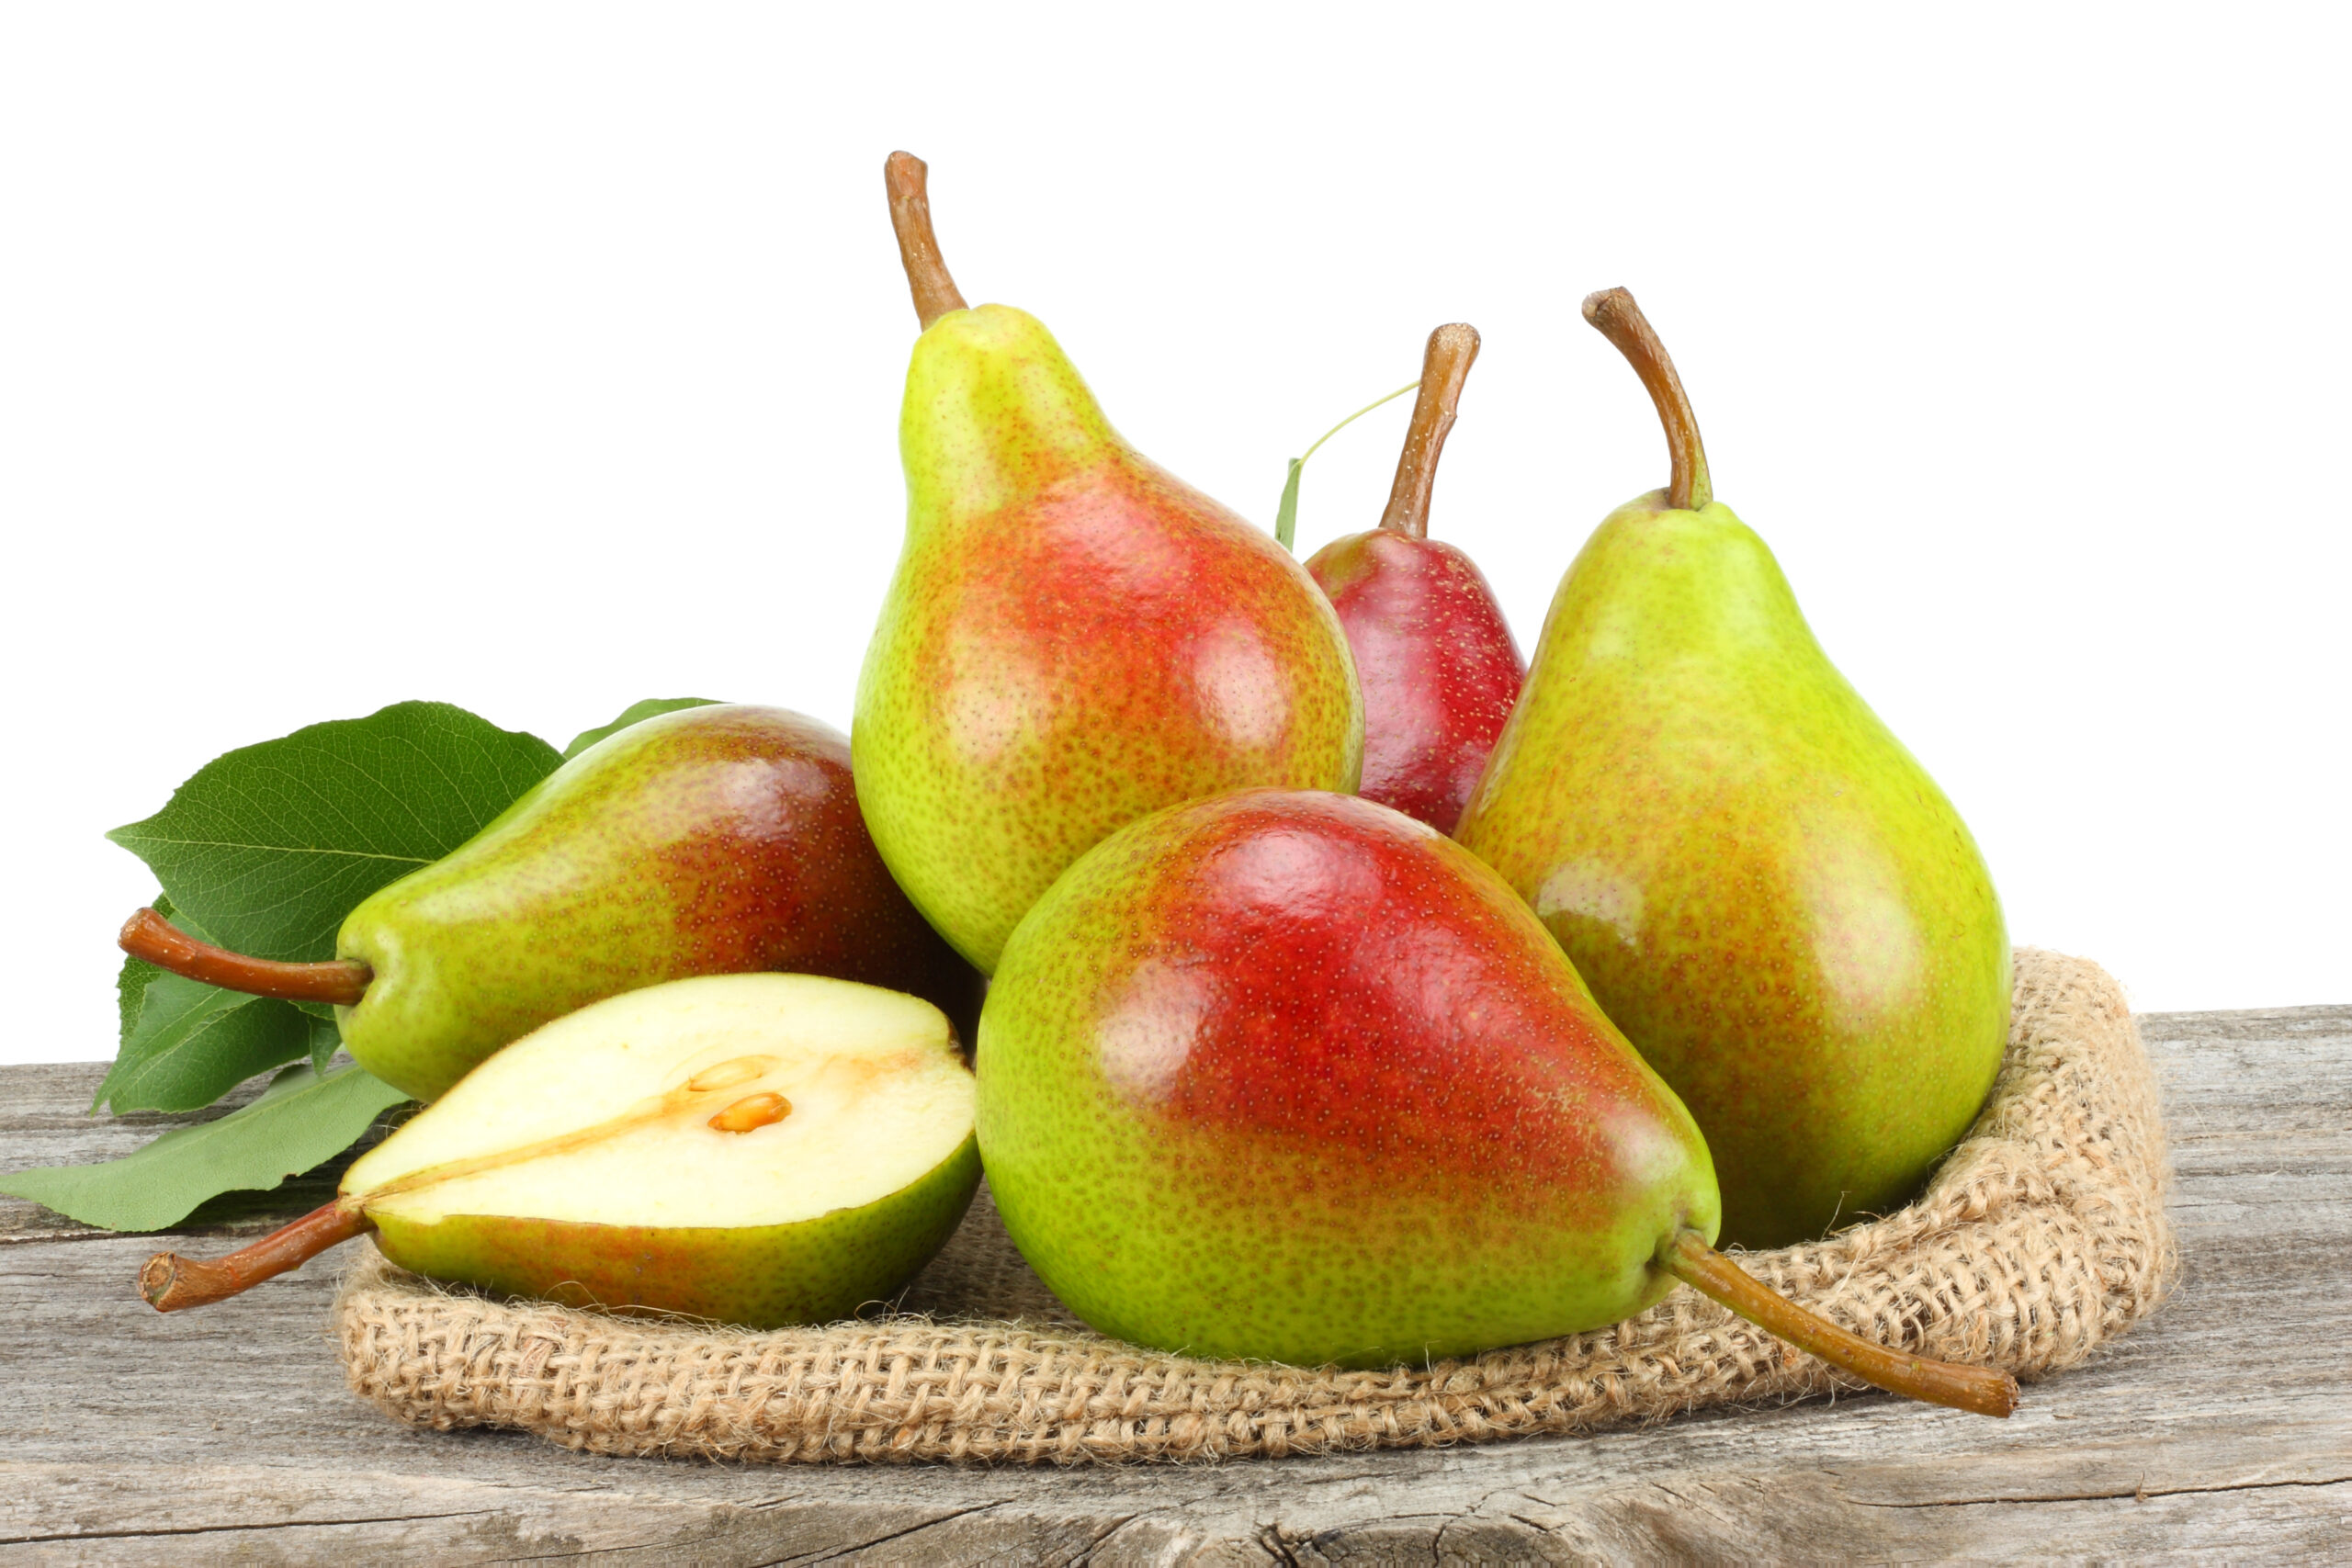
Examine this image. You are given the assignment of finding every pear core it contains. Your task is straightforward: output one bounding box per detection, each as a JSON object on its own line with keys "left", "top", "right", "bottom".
{"left": 344, "top": 973, "right": 974, "bottom": 1233}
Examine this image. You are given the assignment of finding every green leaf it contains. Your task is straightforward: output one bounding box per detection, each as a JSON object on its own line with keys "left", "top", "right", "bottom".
{"left": 100, "top": 895, "right": 345, "bottom": 1113}
{"left": 562, "top": 697, "right": 723, "bottom": 761}
{"left": 96, "top": 977, "right": 322, "bottom": 1116}
{"left": 1275, "top": 457, "right": 1305, "bottom": 553}
{"left": 107, "top": 702, "right": 561, "bottom": 964}
{"left": 305, "top": 1010, "right": 344, "bottom": 1075}
{"left": 107, "top": 894, "right": 188, "bottom": 1112}
{"left": 0, "top": 1065, "right": 410, "bottom": 1233}
{"left": 114, "top": 893, "right": 192, "bottom": 1056}
{"left": 1275, "top": 379, "right": 1419, "bottom": 554}
{"left": 115, "top": 944, "right": 159, "bottom": 1056}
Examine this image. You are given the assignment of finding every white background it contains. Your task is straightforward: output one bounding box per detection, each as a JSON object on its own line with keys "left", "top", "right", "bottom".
{"left": 2, "top": 6, "right": 2345, "bottom": 1068}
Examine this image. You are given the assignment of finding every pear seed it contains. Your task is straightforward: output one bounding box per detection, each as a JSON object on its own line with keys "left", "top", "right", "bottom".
{"left": 686, "top": 1055, "right": 780, "bottom": 1094}
{"left": 707, "top": 1091, "right": 792, "bottom": 1134}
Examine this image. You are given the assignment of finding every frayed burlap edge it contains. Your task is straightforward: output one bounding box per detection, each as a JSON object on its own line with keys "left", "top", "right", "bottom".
{"left": 333, "top": 948, "right": 2173, "bottom": 1464}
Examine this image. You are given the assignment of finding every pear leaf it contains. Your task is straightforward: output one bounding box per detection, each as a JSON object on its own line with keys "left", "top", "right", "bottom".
{"left": 561, "top": 697, "right": 723, "bottom": 761}
{"left": 305, "top": 1010, "right": 344, "bottom": 1076}
{"left": 95, "top": 976, "right": 322, "bottom": 1116}
{"left": 107, "top": 702, "right": 561, "bottom": 964}
{"left": 1273, "top": 379, "right": 1419, "bottom": 555}
{"left": 1275, "top": 458, "right": 1306, "bottom": 553}
{"left": 0, "top": 1064, "right": 410, "bottom": 1234}
{"left": 100, "top": 896, "right": 314, "bottom": 1115}
{"left": 115, "top": 895, "right": 207, "bottom": 1020}
{"left": 113, "top": 893, "right": 178, "bottom": 1057}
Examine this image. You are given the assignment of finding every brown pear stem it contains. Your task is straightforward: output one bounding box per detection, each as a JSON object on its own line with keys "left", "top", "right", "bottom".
{"left": 1376, "top": 323, "right": 1481, "bottom": 541}
{"left": 140, "top": 1201, "right": 373, "bottom": 1313}
{"left": 1660, "top": 1229, "right": 2018, "bottom": 1417}
{"left": 1582, "top": 288, "right": 1713, "bottom": 512}
{"left": 885, "top": 151, "right": 967, "bottom": 329}
{"left": 119, "top": 908, "right": 372, "bottom": 1006}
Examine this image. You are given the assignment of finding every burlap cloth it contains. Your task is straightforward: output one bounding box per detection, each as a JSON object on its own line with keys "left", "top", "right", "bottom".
{"left": 333, "top": 948, "right": 2172, "bottom": 1463}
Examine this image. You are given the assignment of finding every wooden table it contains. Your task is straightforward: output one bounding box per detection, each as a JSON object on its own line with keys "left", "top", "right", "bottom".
{"left": 3, "top": 1004, "right": 2346, "bottom": 1563}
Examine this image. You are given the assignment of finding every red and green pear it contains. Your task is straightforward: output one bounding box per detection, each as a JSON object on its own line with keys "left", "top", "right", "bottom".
{"left": 1306, "top": 324, "right": 1524, "bottom": 834}
{"left": 978, "top": 789, "right": 1714, "bottom": 1368}
{"left": 1454, "top": 289, "right": 2009, "bottom": 1249}
{"left": 852, "top": 153, "right": 1363, "bottom": 974}
{"left": 121, "top": 704, "right": 982, "bottom": 1102}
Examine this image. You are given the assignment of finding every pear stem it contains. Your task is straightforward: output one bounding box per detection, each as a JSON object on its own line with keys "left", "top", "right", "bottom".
{"left": 885, "top": 151, "right": 968, "bottom": 330}
{"left": 140, "top": 1201, "right": 373, "bottom": 1313}
{"left": 119, "top": 908, "right": 372, "bottom": 1007}
{"left": 1582, "top": 288, "right": 1713, "bottom": 512}
{"left": 1377, "top": 323, "right": 1480, "bottom": 541}
{"left": 1660, "top": 1229, "right": 2018, "bottom": 1418}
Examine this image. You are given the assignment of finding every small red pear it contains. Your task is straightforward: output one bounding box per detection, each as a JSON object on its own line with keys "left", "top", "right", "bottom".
{"left": 1306, "top": 324, "right": 1525, "bottom": 834}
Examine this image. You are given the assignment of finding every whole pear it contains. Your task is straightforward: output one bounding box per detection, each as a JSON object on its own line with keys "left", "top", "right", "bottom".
{"left": 978, "top": 788, "right": 1718, "bottom": 1369}
{"left": 853, "top": 153, "right": 1363, "bottom": 973}
{"left": 1454, "top": 289, "right": 2009, "bottom": 1250}
{"left": 1306, "top": 324, "right": 1524, "bottom": 833}
{"left": 121, "top": 704, "right": 982, "bottom": 1101}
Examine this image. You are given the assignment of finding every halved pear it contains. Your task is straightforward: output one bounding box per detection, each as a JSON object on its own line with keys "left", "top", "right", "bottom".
{"left": 340, "top": 971, "right": 979, "bottom": 1327}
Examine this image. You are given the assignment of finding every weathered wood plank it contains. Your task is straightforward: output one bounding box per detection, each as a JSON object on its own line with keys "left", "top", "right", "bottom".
{"left": 2, "top": 1004, "right": 2346, "bottom": 1562}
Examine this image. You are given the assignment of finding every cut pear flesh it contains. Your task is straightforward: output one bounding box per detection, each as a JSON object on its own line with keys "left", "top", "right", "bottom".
{"left": 338, "top": 974, "right": 978, "bottom": 1325}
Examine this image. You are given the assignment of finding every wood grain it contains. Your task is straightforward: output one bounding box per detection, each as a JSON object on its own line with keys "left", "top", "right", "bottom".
{"left": 3, "top": 1004, "right": 2346, "bottom": 1562}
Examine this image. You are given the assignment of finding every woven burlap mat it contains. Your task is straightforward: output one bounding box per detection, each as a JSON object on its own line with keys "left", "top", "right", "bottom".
{"left": 334, "top": 947, "right": 2172, "bottom": 1463}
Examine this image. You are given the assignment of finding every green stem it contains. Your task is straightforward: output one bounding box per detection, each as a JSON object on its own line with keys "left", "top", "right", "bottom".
{"left": 1275, "top": 380, "right": 1419, "bottom": 551}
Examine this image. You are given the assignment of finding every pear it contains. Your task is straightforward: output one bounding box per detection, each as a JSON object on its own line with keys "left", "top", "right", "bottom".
{"left": 977, "top": 789, "right": 2015, "bottom": 1415}
{"left": 119, "top": 704, "right": 982, "bottom": 1102}
{"left": 1305, "top": 324, "right": 1524, "bottom": 833}
{"left": 852, "top": 152, "right": 1363, "bottom": 973}
{"left": 140, "top": 973, "right": 979, "bottom": 1327}
{"left": 1453, "top": 289, "right": 2009, "bottom": 1250}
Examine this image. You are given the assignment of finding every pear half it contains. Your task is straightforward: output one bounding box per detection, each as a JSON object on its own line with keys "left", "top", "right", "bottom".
{"left": 343, "top": 972, "right": 978, "bottom": 1327}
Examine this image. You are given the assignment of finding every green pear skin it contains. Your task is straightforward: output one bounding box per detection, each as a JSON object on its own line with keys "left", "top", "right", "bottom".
{"left": 854, "top": 304, "right": 1363, "bottom": 974}
{"left": 335, "top": 705, "right": 981, "bottom": 1101}
{"left": 368, "top": 1136, "right": 978, "bottom": 1328}
{"left": 1454, "top": 493, "right": 2009, "bottom": 1249}
{"left": 978, "top": 789, "right": 1718, "bottom": 1369}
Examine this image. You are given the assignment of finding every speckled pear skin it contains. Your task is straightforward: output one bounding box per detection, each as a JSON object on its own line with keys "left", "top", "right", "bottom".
{"left": 1453, "top": 493, "right": 2009, "bottom": 1250}
{"left": 1306, "top": 530, "right": 1524, "bottom": 834}
{"left": 366, "top": 1134, "right": 978, "bottom": 1328}
{"left": 977, "top": 789, "right": 1717, "bottom": 1370}
{"left": 854, "top": 305, "right": 1363, "bottom": 975}
{"left": 335, "top": 705, "right": 982, "bottom": 1101}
